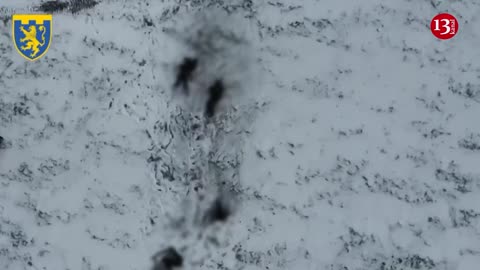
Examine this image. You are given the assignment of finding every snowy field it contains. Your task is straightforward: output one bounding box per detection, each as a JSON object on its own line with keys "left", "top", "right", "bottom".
{"left": 1, "top": 0, "right": 480, "bottom": 269}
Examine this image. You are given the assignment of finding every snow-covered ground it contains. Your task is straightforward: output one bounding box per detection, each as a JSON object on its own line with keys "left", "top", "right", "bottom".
{"left": 1, "top": 0, "right": 480, "bottom": 269}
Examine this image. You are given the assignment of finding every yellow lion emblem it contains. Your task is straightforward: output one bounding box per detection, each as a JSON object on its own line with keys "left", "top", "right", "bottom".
{"left": 12, "top": 14, "right": 52, "bottom": 61}
{"left": 19, "top": 25, "right": 46, "bottom": 58}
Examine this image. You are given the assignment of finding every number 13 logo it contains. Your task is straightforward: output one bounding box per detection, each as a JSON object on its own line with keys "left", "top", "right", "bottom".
{"left": 431, "top": 13, "right": 458, "bottom": 40}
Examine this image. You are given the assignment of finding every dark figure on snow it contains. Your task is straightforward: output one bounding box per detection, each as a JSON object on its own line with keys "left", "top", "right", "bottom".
{"left": 174, "top": 57, "right": 198, "bottom": 94}
{"left": 151, "top": 247, "right": 183, "bottom": 270}
{"left": 205, "top": 79, "right": 225, "bottom": 118}
{"left": 203, "top": 196, "right": 231, "bottom": 224}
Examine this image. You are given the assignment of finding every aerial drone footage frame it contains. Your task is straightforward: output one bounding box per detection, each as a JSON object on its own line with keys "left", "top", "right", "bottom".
{"left": 0, "top": 0, "right": 479, "bottom": 269}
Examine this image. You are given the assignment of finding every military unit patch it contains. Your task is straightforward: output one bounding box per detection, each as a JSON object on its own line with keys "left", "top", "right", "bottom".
{"left": 12, "top": 14, "right": 52, "bottom": 61}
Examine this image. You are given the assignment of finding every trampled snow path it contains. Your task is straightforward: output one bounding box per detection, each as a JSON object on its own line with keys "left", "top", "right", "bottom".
{"left": 1, "top": 0, "right": 480, "bottom": 269}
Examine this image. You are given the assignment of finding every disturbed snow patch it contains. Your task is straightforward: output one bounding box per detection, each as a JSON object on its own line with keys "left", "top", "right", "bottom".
{"left": 148, "top": 8, "right": 262, "bottom": 269}
{"left": 166, "top": 8, "right": 260, "bottom": 116}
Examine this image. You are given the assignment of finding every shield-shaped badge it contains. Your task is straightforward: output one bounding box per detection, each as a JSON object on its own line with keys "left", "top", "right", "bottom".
{"left": 12, "top": 14, "right": 52, "bottom": 61}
